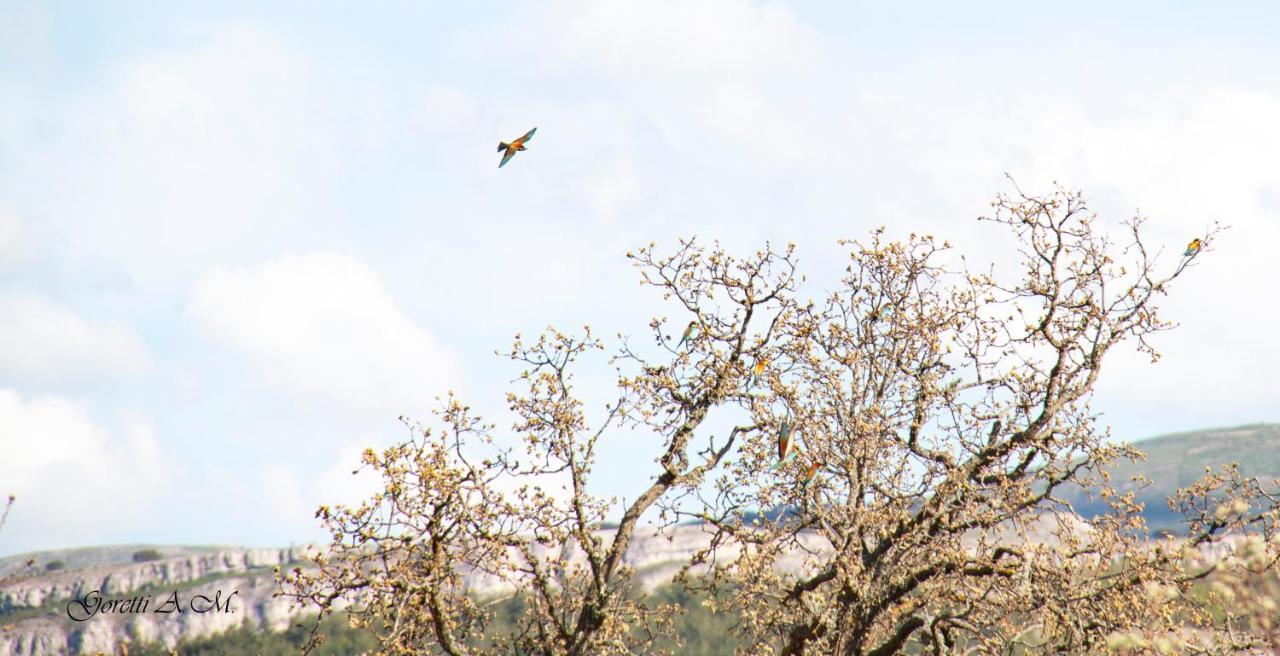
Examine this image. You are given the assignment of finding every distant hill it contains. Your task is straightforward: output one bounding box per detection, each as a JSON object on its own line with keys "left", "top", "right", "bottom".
{"left": 732, "top": 423, "right": 1280, "bottom": 537}
{"left": 1062, "top": 423, "right": 1280, "bottom": 534}
{"left": 0, "top": 545, "right": 231, "bottom": 578}
{"left": 733, "top": 424, "right": 1280, "bottom": 537}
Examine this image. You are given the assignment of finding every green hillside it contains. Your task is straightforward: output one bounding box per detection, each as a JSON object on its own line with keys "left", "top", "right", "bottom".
{"left": 1065, "top": 423, "right": 1280, "bottom": 534}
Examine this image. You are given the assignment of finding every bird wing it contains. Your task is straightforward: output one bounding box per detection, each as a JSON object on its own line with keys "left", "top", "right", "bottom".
{"left": 511, "top": 127, "right": 537, "bottom": 148}
{"left": 678, "top": 324, "right": 694, "bottom": 347}
{"left": 499, "top": 148, "right": 517, "bottom": 168}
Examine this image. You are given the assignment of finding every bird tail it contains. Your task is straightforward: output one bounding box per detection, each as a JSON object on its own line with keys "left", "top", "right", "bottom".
{"left": 770, "top": 450, "right": 798, "bottom": 470}
{"left": 498, "top": 142, "right": 509, "bottom": 152}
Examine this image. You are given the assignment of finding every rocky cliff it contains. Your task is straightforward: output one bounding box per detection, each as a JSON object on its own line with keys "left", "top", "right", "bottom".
{"left": 0, "top": 547, "right": 309, "bottom": 656}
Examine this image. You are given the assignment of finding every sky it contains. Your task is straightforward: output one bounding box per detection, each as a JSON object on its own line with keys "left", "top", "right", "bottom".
{"left": 1, "top": 0, "right": 1277, "bottom": 555}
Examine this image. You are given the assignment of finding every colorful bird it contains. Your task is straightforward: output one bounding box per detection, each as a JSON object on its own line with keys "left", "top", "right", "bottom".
{"left": 752, "top": 357, "right": 769, "bottom": 385}
{"left": 1184, "top": 238, "right": 1203, "bottom": 257}
{"left": 802, "top": 460, "right": 820, "bottom": 486}
{"left": 771, "top": 420, "right": 798, "bottom": 470}
{"left": 676, "top": 321, "right": 698, "bottom": 350}
{"left": 497, "top": 127, "right": 537, "bottom": 168}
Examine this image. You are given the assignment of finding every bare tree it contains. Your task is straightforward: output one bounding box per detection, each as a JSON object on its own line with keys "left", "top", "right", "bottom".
{"left": 680, "top": 186, "right": 1262, "bottom": 656}
{"left": 280, "top": 240, "right": 801, "bottom": 655}
{"left": 281, "top": 185, "right": 1276, "bottom": 655}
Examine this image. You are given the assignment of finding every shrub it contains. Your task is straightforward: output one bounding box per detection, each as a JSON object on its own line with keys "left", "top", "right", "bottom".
{"left": 131, "top": 549, "right": 162, "bottom": 563}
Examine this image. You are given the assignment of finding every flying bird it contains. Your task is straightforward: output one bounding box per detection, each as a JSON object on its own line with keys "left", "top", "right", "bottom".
{"left": 1184, "top": 238, "right": 1203, "bottom": 257}
{"left": 771, "top": 421, "right": 798, "bottom": 470}
{"left": 497, "top": 127, "right": 537, "bottom": 168}
{"left": 676, "top": 321, "right": 698, "bottom": 351}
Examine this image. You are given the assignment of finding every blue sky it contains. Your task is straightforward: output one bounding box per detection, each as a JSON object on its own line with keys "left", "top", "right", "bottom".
{"left": 2, "top": 1, "right": 1278, "bottom": 555}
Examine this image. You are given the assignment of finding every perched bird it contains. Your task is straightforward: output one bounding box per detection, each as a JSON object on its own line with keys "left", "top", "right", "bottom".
{"left": 989, "top": 420, "right": 1002, "bottom": 439}
{"left": 751, "top": 357, "right": 769, "bottom": 385}
{"left": 771, "top": 421, "right": 798, "bottom": 470}
{"left": 497, "top": 127, "right": 537, "bottom": 168}
{"left": 802, "top": 460, "right": 820, "bottom": 486}
{"left": 1184, "top": 238, "right": 1203, "bottom": 257}
{"left": 676, "top": 321, "right": 698, "bottom": 351}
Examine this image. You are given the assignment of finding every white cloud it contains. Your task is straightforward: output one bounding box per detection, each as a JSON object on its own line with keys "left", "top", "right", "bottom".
{"left": 0, "top": 292, "right": 150, "bottom": 384}
{"left": 0, "top": 389, "right": 172, "bottom": 552}
{"left": 16, "top": 25, "right": 317, "bottom": 283}
{"left": 0, "top": 207, "right": 25, "bottom": 266}
{"left": 529, "top": 0, "right": 819, "bottom": 80}
{"left": 0, "top": 1, "right": 51, "bottom": 74}
{"left": 693, "top": 82, "right": 831, "bottom": 167}
{"left": 186, "top": 252, "right": 462, "bottom": 416}
{"left": 248, "top": 444, "right": 391, "bottom": 538}
{"left": 414, "top": 87, "right": 480, "bottom": 135}
{"left": 584, "top": 156, "right": 639, "bottom": 223}
{"left": 259, "top": 463, "right": 309, "bottom": 532}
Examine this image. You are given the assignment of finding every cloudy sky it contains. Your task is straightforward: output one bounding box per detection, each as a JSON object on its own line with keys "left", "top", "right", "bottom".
{"left": 1, "top": 1, "right": 1277, "bottom": 555}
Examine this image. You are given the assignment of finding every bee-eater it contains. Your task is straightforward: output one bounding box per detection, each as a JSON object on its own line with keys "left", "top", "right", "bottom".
{"left": 676, "top": 321, "right": 698, "bottom": 350}
{"left": 802, "top": 460, "right": 820, "bottom": 486}
{"left": 497, "top": 127, "right": 537, "bottom": 168}
{"left": 771, "top": 421, "right": 798, "bottom": 470}
{"left": 1184, "top": 238, "right": 1202, "bottom": 257}
{"left": 752, "top": 357, "right": 769, "bottom": 384}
